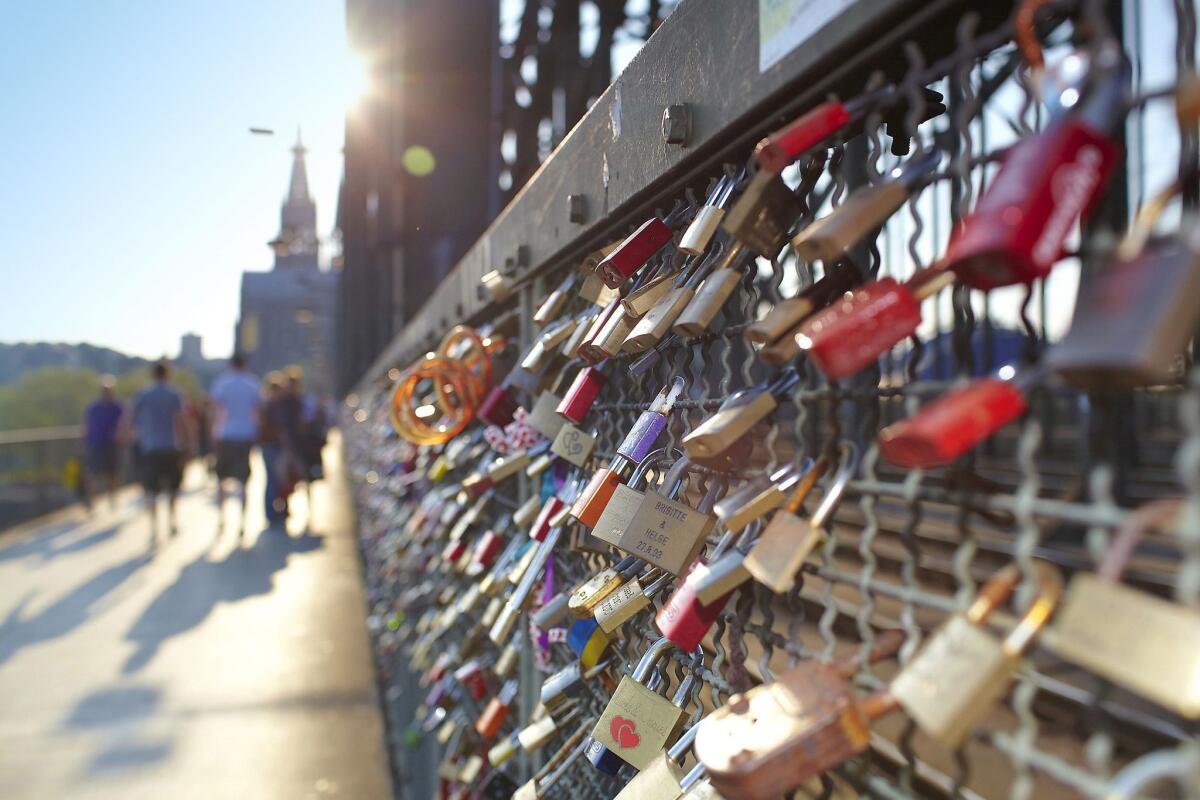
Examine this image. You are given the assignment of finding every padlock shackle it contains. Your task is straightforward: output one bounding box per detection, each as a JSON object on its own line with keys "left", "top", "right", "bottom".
{"left": 1117, "top": 170, "right": 1197, "bottom": 260}
{"left": 833, "top": 628, "right": 905, "bottom": 681}
{"left": 630, "top": 447, "right": 685, "bottom": 487}
{"left": 809, "top": 442, "right": 859, "bottom": 530}
{"left": 783, "top": 455, "right": 829, "bottom": 514}
{"left": 632, "top": 636, "right": 676, "bottom": 682}
{"left": 666, "top": 723, "right": 701, "bottom": 762}
{"left": 1098, "top": 498, "right": 1183, "bottom": 581}
{"left": 966, "top": 561, "right": 1063, "bottom": 656}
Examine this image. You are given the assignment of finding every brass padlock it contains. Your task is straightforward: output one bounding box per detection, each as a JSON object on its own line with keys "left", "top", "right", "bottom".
{"left": 488, "top": 730, "right": 521, "bottom": 767}
{"left": 746, "top": 259, "right": 863, "bottom": 352}
{"left": 623, "top": 267, "right": 680, "bottom": 317}
{"left": 590, "top": 448, "right": 682, "bottom": 546}
{"left": 745, "top": 448, "right": 853, "bottom": 592}
{"left": 592, "top": 303, "right": 637, "bottom": 359}
{"left": 722, "top": 170, "right": 804, "bottom": 257}
{"left": 591, "top": 637, "right": 699, "bottom": 770}
{"left": 567, "top": 559, "right": 635, "bottom": 618}
{"left": 617, "top": 459, "right": 723, "bottom": 575}
{"left": 792, "top": 148, "right": 940, "bottom": 263}
{"left": 486, "top": 450, "right": 530, "bottom": 482}
{"left": 890, "top": 560, "right": 1062, "bottom": 748}
{"left": 713, "top": 462, "right": 804, "bottom": 534}
{"left": 623, "top": 285, "right": 696, "bottom": 353}
{"left": 673, "top": 244, "right": 750, "bottom": 339}
{"left": 613, "top": 723, "right": 701, "bottom": 800}
{"left": 680, "top": 174, "right": 740, "bottom": 256}
{"left": 682, "top": 370, "right": 799, "bottom": 462}
{"left": 533, "top": 272, "right": 576, "bottom": 327}
{"left": 561, "top": 306, "right": 600, "bottom": 358}
{"left": 1051, "top": 499, "right": 1200, "bottom": 718}
{"left": 594, "top": 571, "right": 671, "bottom": 634}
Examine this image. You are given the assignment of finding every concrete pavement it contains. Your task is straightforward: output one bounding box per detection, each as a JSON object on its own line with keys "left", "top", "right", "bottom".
{"left": 0, "top": 435, "right": 392, "bottom": 800}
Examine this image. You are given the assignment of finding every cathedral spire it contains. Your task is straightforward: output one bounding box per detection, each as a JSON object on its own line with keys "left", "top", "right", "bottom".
{"left": 288, "top": 128, "right": 311, "bottom": 204}
{"left": 275, "top": 127, "right": 319, "bottom": 271}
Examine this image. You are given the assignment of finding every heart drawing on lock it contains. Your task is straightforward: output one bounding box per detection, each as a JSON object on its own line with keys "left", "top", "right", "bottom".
{"left": 609, "top": 715, "right": 641, "bottom": 749}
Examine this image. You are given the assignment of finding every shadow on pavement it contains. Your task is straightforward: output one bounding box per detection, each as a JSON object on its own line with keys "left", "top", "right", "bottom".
{"left": 120, "top": 528, "right": 323, "bottom": 674}
{"left": 0, "top": 552, "right": 151, "bottom": 666}
{"left": 0, "top": 520, "right": 125, "bottom": 563}
{"left": 64, "top": 685, "right": 162, "bottom": 729}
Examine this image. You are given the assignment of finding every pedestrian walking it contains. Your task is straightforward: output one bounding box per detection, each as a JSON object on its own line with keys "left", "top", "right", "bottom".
{"left": 127, "top": 361, "right": 193, "bottom": 541}
{"left": 209, "top": 354, "right": 260, "bottom": 536}
{"left": 83, "top": 376, "right": 123, "bottom": 510}
{"left": 259, "top": 372, "right": 303, "bottom": 529}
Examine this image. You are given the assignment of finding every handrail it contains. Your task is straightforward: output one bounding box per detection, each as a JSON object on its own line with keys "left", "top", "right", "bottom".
{"left": 0, "top": 426, "right": 84, "bottom": 446}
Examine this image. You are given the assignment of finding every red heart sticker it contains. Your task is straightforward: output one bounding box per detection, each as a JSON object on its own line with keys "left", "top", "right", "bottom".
{"left": 610, "top": 715, "right": 640, "bottom": 749}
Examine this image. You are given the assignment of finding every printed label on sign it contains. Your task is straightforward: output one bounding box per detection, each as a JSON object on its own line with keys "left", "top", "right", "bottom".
{"left": 592, "top": 678, "right": 686, "bottom": 770}
{"left": 617, "top": 491, "right": 714, "bottom": 575}
{"left": 552, "top": 423, "right": 596, "bottom": 467}
{"left": 760, "top": 0, "right": 854, "bottom": 72}
{"left": 528, "top": 392, "right": 566, "bottom": 439}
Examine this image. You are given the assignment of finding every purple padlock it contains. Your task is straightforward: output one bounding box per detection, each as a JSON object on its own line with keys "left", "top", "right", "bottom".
{"left": 616, "top": 377, "right": 685, "bottom": 462}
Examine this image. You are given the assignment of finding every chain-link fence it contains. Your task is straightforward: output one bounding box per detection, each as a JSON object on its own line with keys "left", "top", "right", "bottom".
{"left": 343, "top": 1, "right": 1200, "bottom": 797}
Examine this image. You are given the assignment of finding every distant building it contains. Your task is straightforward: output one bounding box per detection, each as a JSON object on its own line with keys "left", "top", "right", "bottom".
{"left": 178, "top": 333, "right": 204, "bottom": 366}
{"left": 236, "top": 133, "right": 339, "bottom": 396}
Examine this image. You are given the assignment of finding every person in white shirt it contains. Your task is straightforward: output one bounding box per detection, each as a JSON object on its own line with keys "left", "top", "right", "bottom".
{"left": 209, "top": 354, "right": 261, "bottom": 535}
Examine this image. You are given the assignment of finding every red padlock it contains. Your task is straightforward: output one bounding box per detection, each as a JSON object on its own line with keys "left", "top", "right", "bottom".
{"left": 443, "top": 538, "right": 468, "bottom": 564}
{"left": 530, "top": 496, "right": 565, "bottom": 541}
{"left": 878, "top": 374, "right": 1029, "bottom": 468}
{"left": 755, "top": 100, "right": 853, "bottom": 174}
{"left": 478, "top": 385, "right": 518, "bottom": 427}
{"left": 595, "top": 218, "right": 673, "bottom": 289}
{"left": 470, "top": 530, "right": 506, "bottom": 573}
{"left": 655, "top": 559, "right": 735, "bottom": 652}
{"left": 454, "top": 660, "right": 490, "bottom": 702}
{"left": 556, "top": 366, "right": 606, "bottom": 424}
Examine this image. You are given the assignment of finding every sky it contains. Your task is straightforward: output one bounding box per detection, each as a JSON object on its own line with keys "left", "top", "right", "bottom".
{"left": 0, "top": 1, "right": 361, "bottom": 360}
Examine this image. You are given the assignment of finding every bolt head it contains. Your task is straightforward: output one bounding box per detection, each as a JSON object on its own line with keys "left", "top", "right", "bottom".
{"left": 661, "top": 104, "right": 691, "bottom": 146}
{"left": 567, "top": 193, "right": 587, "bottom": 224}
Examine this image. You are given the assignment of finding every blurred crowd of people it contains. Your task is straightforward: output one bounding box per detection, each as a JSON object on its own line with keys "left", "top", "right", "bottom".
{"left": 80, "top": 355, "right": 332, "bottom": 542}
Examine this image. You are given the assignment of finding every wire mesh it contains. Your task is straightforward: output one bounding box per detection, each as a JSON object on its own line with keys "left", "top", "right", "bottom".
{"left": 344, "top": 2, "right": 1200, "bottom": 798}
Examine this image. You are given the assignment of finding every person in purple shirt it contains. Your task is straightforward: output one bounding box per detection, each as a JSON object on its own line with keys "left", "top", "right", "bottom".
{"left": 84, "top": 376, "right": 124, "bottom": 509}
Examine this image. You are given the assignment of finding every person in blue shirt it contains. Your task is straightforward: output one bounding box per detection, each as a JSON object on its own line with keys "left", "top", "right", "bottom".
{"left": 128, "top": 361, "right": 194, "bottom": 541}
{"left": 83, "top": 376, "right": 123, "bottom": 510}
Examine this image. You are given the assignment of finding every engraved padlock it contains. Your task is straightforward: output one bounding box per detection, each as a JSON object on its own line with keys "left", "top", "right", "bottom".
{"left": 890, "top": 560, "right": 1062, "bottom": 748}
{"left": 682, "top": 369, "right": 799, "bottom": 462}
{"left": 597, "top": 217, "right": 675, "bottom": 289}
{"left": 745, "top": 446, "right": 855, "bottom": 592}
{"left": 1050, "top": 499, "right": 1200, "bottom": 719}
{"left": 567, "top": 555, "right": 642, "bottom": 618}
{"left": 594, "top": 571, "right": 671, "bottom": 635}
{"left": 680, "top": 174, "right": 739, "bottom": 256}
{"left": 617, "top": 460, "right": 724, "bottom": 575}
{"left": 557, "top": 366, "right": 606, "bottom": 424}
{"left": 591, "top": 637, "right": 700, "bottom": 771}
{"left": 694, "top": 631, "right": 904, "bottom": 800}
{"left": 590, "top": 448, "right": 683, "bottom": 546}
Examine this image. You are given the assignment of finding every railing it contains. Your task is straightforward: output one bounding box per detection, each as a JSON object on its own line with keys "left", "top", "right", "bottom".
{"left": 344, "top": 0, "right": 1200, "bottom": 798}
{"left": 0, "top": 426, "right": 86, "bottom": 529}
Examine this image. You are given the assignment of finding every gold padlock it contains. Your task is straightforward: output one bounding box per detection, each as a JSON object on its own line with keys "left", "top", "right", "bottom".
{"left": 744, "top": 450, "right": 849, "bottom": 593}
{"left": 594, "top": 571, "right": 671, "bottom": 634}
{"left": 613, "top": 724, "right": 700, "bottom": 800}
{"left": 589, "top": 449, "right": 679, "bottom": 545}
{"left": 592, "top": 303, "right": 637, "bottom": 358}
{"left": 567, "top": 566, "right": 625, "bottom": 618}
{"left": 623, "top": 286, "right": 696, "bottom": 352}
{"left": 623, "top": 271, "right": 678, "bottom": 317}
{"left": 617, "top": 461, "right": 722, "bottom": 575}
{"left": 561, "top": 306, "right": 600, "bottom": 358}
{"left": 532, "top": 273, "right": 576, "bottom": 327}
{"left": 889, "top": 561, "right": 1062, "bottom": 748}
{"left": 673, "top": 265, "right": 744, "bottom": 339}
{"left": 682, "top": 391, "right": 777, "bottom": 461}
{"left": 1050, "top": 499, "right": 1200, "bottom": 718}
{"left": 488, "top": 731, "right": 521, "bottom": 767}
{"left": 487, "top": 450, "right": 530, "bottom": 482}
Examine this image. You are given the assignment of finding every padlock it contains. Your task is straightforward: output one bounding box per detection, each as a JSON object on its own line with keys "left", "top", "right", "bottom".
{"left": 488, "top": 730, "right": 522, "bottom": 767}
{"left": 713, "top": 462, "right": 806, "bottom": 534}
{"left": 680, "top": 175, "right": 740, "bottom": 256}
{"left": 441, "top": 538, "right": 467, "bottom": 565}
{"left": 721, "top": 171, "right": 804, "bottom": 257}
{"left": 688, "top": 541, "right": 754, "bottom": 606}
{"left": 792, "top": 148, "right": 941, "bottom": 264}
{"left": 673, "top": 244, "right": 750, "bottom": 339}
{"left": 682, "top": 369, "right": 799, "bottom": 461}
{"left": 656, "top": 557, "right": 735, "bottom": 652}
{"left": 490, "top": 529, "right": 560, "bottom": 645}
{"left": 594, "top": 571, "right": 672, "bottom": 634}
{"left": 745, "top": 446, "right": 855, "bottom": 592}
{"left": 571, "top": 467, "right": 624, "bottom": 528}
{"left": 478, "top": 385, "right": 518, "bottom": 427}
{"left": 567, "top": 555, "right": 641, "bottom": 618}
{"left": 591, "top": 303, "right": 637, "bottom": 359}
{"left": 525, "top": 451, "right": 554, "bottom": 476}
{"left": 531, "top": 591, "right": 570, "bottom": 629}
{"left": 591, "top": 637, "right": 700, "bottom": 771}
{"left": 1047, "top": 211, "right": 1200, "bottom": 390}
{"left": 530, "top": 496, "right": 566, "bottom": 541}
{"left": 566, "top": 617, "right": 611, "bottom": 670}
{"left": 459, "top": 471, "right": 496, "bottom": 499}
{"left": 694, "top": 631, "right": 904, "bottom": 800}
{"left": 518, "top": 715, "right": 595, "bottom": 798}
{"left": 518, "top": 704, "right": 583, "bottom": 752}
{"left": 526, "top": 390, "right": 567, "bottom": 440}
{"left": 453, "top": 660, "right": 490, "bottom": 702}
{"left": 615, "top": 377, "right": 686, "bottom": 464}
{"left": 487, "top": 450, "right": 530, "bottom": 482}
{"left": 942, "top": 42, "right": 1128, "bottom": 290}
{"left": 753, "top": 88, "right": 945, "bottom": 174}
{"left": 475, "top": 679, "right": 519, "bottom": 739}
{"left": 468, "top": 529, "right": 505, "bottom": 575}
{"left": 557, "top": 366, "right": 606, "bottom": 424}
{"left": 541, "top": 659, "right": 614, "bottom": 712}
{"left": 577, "top": 298, "right": 621, "bottom": 364}
{"left": 617, "top": 460, "right": 723, "bottom": 575}
{"left": 597, "top": 217, "right": 675, "bottom": 289}
{"left": 1051, "top": 499, "right": 1200, "bottom": 718}
{"left": 533, "top": 272, "right": 577, "bottom": 327}
{"left": 480, "top": 268, "right": 514, "bottom": 302}
{"left": 561, "top": 305, "right": 601, "bottom": 358}
{"left": 878, "top": 372, "right": 1032, "bottom": 468}
{"left": 624, "top": 269, "right": 682, "bottom": 317}
{"left": 623, "top": 284, "right": 697, "bottom": 353}
{"left": 590, "top": 448, "right": 683, "bottom": 545}
{"left": 493, "top": 640, "right": 520, "bottom": 679}
{"left": 890, "top": 561, "right": 1062, "bottom": 748}
{"left": 457, "top": 754, "right": 483, "bottom": 785}
{"left": 613, "top": 723, "right": 702, "bottom": 800}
